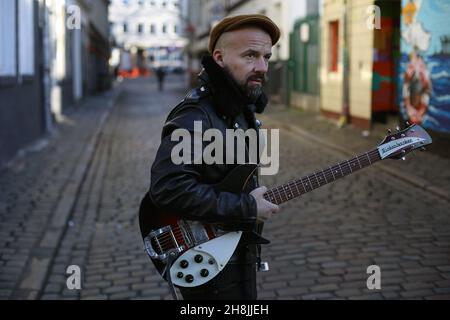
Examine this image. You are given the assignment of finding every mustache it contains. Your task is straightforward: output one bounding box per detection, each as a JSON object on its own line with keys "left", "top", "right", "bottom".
{"left": 247, "top": 74, "right": 267, "bottom": 84}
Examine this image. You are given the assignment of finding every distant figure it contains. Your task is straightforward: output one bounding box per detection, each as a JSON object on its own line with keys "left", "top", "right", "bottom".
{"left": 156, "top": 67, "right": 166, "bottom": 91}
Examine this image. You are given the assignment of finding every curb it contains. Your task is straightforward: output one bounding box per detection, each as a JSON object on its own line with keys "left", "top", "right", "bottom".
{"left": 17, "top": 85, "right": 124, "bottom": 299}
{"left": 261, "top": 115, "right": 450, "bottom": 203}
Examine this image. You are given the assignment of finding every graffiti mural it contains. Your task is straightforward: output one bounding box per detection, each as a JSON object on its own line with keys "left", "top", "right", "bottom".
{"left": 399, "top": 0, "right": 450, "bottom": 133}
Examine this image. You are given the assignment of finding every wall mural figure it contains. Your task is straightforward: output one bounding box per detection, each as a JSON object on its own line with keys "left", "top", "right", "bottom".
{"left": 399, "top": 0, "right": 450, "bottom": 133}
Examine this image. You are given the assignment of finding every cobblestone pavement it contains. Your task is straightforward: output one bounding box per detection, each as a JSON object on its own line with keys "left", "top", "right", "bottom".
{"left": 1, "top": 76, "right": 449, "bottom": 300}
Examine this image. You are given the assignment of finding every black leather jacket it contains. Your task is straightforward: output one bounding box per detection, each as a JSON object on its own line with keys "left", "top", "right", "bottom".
{"left": 148, "top": 55, "right": 269, "bottom": 241}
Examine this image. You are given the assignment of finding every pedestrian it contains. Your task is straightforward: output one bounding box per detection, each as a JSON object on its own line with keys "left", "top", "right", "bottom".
{"left": 156, "top": 67, "right": 166, "bottom": 91}
{"left": 140, "top": 14, "right": 281, "bottom": 300}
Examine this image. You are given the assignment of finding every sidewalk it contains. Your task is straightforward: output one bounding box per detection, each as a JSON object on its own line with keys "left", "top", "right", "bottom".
{"left": 261, "top": 104, "right": 450, "bottom": 202}
{"left": 0, "top": 84, "right": 122, "bottom": 299}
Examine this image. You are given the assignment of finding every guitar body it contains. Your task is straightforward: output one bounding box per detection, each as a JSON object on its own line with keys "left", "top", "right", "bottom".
{"left": 138, "top": 164, "right": 258, "bottom": 287}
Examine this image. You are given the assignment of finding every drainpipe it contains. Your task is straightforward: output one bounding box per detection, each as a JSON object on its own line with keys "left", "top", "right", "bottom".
{"left": 339, "top": 0, "right": 350, "bottom": 128}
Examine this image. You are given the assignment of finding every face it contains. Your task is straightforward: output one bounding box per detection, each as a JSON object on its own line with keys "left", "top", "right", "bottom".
{"left": 213, "top": 27, "right": 273, "bottom": 101}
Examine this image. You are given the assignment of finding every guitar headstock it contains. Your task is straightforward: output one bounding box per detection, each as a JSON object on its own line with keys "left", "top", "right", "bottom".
{"left": 377, "top": 124, "right": 432, "bottom": 160}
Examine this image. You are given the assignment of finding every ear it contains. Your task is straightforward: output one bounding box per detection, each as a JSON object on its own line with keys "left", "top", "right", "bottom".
{"left": 212, "top": 49, "right": 225, "bottom": 67}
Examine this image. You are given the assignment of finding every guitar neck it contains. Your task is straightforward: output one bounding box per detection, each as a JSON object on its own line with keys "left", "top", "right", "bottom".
{"left": 264, "top": 149, "right": 381, "bottom": 205}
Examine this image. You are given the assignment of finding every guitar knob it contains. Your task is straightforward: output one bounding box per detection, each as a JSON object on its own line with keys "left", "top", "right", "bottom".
{"left": 194, "top": 254, "right": 203, "bottom": 263}
{"left": 200, "top": 269, "right": 209, "bottom": 277}
{"left": 185, "top": 274, "right": 194, "bottom": 283}
{"left": 179, "top": 260, "right": 189, "bottom": 268}
{"left": 177, "top": 272, "right": 184, "bottom": 279}
{"left": 208, "top": 258, "right": 215, "bottom": 265}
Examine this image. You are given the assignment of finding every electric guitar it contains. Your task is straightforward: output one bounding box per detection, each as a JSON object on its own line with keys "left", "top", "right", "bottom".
{"left": 139, "top": 124, "right": 432, "bottom": 288}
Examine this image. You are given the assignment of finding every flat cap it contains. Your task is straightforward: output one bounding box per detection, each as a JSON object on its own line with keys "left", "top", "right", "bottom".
{"left": 208, "top": 14, "right": 281, "bottom": 54}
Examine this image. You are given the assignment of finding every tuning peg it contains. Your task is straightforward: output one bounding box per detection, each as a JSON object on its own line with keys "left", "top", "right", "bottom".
{"left": 406, "top": 121, "right": 410, "bottom": 126}
{"left": 387, "top": 129, "right": 392, "bottom": 134}
{"left": 420, "top": 147, "right": 426, "bottom": 152}
{"left": 401, "top": 157, "right": 406, "bottom": 161}
{"left": 396, "top": 126, "right": 401, "bottom": 132}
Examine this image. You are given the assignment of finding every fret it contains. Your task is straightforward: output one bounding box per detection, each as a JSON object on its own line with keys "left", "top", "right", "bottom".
{"left": 356, "top": 155, "right": 362, "bottom": 169}
{"left": 306, "top": 175, "right": 313, "bottom": 190}
{"left": 332, "top": 165, "right": 341, "bottom": 178}
{"left": 329, "top": 167, "right": 336, "bottom": 180}
{"left": 270, "top": 189, "right": 278, "bottom": 204}
{"left": 366, "top": 152, "right": 372, "bottom": 165}
{"left": 341, "top": 161, "right": 352, "bottom": 176}
{"left": 299, "top": 178, "right": 307, "bottom": 194}
{"left": 282, "top": 185, "right": 291, "bottom": 202}
{"left": 277, "top": 186, "right": 287, "bottom": 203}
{"left": 313, "top": 172, "right": 320, "bottom": 187}
{"left": 293, "top": 180, "right": 301, "bottom": 196}
{"left": 286, "top": 183, "right": 294, "bottom": 199}
{"left": 303, "top": 177, "right": 311, "bottom": 192}
{"left": 347, "top": 160, "right": 353, "bottom": 173}
{"left": 338, "top": 163, "right": 344, "bottom": 177}
{"left": 321, "top": 170, "right": 328, "bottom": 184}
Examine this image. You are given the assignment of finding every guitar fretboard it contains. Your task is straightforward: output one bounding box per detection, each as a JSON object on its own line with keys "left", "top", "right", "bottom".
{"left": 264, "top": 149, "right": 381, "bottom": 205}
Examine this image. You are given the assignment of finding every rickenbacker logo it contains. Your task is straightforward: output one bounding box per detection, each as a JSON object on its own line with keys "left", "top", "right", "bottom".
{"left": 378, "top": 137, "right": 424, "bottom": 159}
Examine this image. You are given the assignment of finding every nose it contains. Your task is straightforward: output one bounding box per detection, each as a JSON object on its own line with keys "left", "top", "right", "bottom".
{"left": 254, "top": 56, "right": 268, "bottom": 73}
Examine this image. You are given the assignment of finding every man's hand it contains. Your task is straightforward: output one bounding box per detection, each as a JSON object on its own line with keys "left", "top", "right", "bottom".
{"left": 250, "top": 186, "right": 280, "bottom": 223}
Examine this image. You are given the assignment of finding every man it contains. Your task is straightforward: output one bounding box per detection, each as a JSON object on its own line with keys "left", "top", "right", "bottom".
{"left": 156, "top": 67, "right": 166, "bottom": 91}
{"left": 142, "top": 14, "right": 281, "bottom": 300}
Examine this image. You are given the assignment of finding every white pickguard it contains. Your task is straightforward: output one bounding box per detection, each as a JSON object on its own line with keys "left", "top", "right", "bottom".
{"left": 169, "top": 231, "right": 242, "bottom": 288}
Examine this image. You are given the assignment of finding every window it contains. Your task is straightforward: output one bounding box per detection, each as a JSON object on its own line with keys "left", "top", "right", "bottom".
{"left": 138, "top": 24, "right": 143, "bottom": 34}
{"left": 123, "top": 23, "right": 128, "bottom": 33}
{"left": 329, "top": 20, "right": 339, "bottom": 72}
{"left": 162, "top": 24, "right": 167, "bottom": 34}
{"left": 150, "top": 24, "right": 156, "bottom": 34}
{"left": 174, "top": 25, "right": 178, "bottom": 34}
{"left": 19, "top": 0, "right": 34, "bottom": 75}
{"left": 0, "top": 0, "right": 16, "bottom": 76}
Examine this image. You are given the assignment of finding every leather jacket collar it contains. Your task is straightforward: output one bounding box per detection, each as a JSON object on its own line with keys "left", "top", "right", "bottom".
{"left": 198, "top": 55, "right": 268, "bottom": 119}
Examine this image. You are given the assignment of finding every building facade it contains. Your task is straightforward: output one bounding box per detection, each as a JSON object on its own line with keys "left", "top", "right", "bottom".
{"left": 320, "top": 0, "right": 450, "bottom": 133}
{"left": 0, "top": 0, "right": 111, "bottom": 169}
{"left": 109, "top": 0, "right": 188, "bottom": 76}
{"left": 0, "top": 0, "right": 45, "bottom": 168}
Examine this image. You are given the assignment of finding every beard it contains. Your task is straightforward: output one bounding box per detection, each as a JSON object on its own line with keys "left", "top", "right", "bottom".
{"left": 223, "top": 67, "right": 266, "bottom": 103}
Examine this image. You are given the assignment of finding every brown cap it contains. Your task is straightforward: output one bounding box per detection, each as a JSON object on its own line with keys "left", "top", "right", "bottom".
{"left": 208, "top": 14, "right": 281, "bottom": 54}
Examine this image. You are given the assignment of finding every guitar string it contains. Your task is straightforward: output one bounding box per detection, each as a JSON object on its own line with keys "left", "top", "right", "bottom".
{"left": 152, "top": 150, "right": 380, "bottom": 249}
{"left": 265, "top": 157, "right": 368, "bottom": 203}
{"left": 265, "top": 150, "right": 379, "bottom": 204}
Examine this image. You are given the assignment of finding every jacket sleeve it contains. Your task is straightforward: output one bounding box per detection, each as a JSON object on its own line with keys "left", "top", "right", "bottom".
{"left": 149, "top": 104, "right": 258, "bottom": 225}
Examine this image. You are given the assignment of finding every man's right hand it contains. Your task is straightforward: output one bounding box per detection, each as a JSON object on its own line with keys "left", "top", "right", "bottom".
{"left": 250, "top": 186, "right": 280, "bottom": 223}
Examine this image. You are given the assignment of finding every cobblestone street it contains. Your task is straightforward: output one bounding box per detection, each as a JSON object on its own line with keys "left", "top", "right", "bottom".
{"left": 1, "top": 76, "right": 449, "bottom": 300}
